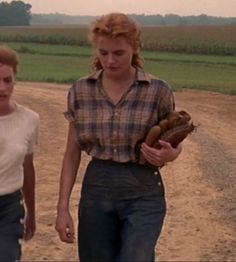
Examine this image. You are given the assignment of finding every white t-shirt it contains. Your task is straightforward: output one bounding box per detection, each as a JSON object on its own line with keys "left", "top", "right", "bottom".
{"left": 0, "top": 103, "right": 39, "bottom": 195}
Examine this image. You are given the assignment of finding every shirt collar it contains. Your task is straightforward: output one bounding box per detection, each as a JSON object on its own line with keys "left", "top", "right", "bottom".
{"left": 87, "top": 68, "right": 152, "bottom": 84}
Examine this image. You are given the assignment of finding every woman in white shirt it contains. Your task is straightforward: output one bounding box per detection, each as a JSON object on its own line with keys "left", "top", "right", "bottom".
{"left": 0, "top": 46, "right": 39, "bottom": 261}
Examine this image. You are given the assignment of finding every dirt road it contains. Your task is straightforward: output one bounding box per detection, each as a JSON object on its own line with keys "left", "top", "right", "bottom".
{"left": 15, "top": 82, "right": 235, "bottom": 261}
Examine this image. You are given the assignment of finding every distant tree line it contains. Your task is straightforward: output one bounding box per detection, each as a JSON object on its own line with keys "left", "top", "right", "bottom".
{"left": 1, "top": 0, "right": 235, "bottom": 27}
{"left": 131, "top": 14, "right": 236, "bottom": 26}
{"left": 0, "top": 0, "right": 31, "bottom": 26}
{"left": 31, "top": 13, "right": 236, "bottom": 26}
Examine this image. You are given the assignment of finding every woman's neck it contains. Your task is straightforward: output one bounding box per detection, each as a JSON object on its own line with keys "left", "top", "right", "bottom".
{"left": 103, "top": 67, "right": 136, "bottom": 83}
{"left": 101, "top": 68, "right": 136, "bottom": 104}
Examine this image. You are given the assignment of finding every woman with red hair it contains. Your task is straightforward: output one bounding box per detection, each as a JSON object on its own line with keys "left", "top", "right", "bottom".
{"left": 56, "top": 13, "right": 182, "bottom": 262}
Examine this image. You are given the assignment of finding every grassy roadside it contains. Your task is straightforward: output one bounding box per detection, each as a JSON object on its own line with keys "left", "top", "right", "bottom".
{"left": 3, "top": 42, "right": 236, "bottom": 95}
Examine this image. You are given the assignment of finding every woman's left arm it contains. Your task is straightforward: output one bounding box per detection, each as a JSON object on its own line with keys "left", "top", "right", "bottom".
{"left": 22, "top": 153, "right": 36, "bottom": 241}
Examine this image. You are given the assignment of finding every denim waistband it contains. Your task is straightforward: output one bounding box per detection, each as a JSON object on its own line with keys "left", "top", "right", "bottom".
{"left": 0, "top": 190, "right": 22, "bottom": 202}
{"left": 92, "top": 158, "right": 134, "bottom": 165}
{"left": 91, "top": 158, "right": 158, "bottom": 170}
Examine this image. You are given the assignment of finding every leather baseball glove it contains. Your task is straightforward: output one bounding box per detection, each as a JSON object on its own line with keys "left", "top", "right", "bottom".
{"left": 137, "top": 110, "right": 196, "bottom": 165}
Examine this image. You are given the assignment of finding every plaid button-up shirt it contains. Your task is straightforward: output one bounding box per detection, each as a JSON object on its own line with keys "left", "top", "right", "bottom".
{"left": 65, "top": 68, "right": 175, "bottom": 162}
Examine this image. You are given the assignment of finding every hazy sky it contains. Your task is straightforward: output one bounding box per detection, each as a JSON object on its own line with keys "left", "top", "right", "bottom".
{"left": 6, "top": 0, "right": 236, "bottom": 17}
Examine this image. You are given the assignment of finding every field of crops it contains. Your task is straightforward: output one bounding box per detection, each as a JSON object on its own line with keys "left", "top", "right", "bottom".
{"left": 0, "top": 25, "right": 235, "bottom": 95}
{"left": 0, "top": 25, "right": 236, "bottom": 55}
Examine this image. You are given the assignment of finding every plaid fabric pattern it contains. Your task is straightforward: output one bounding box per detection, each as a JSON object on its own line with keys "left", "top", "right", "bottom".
{"left": 64, "top": 68, "right": 175, "bottom": 162}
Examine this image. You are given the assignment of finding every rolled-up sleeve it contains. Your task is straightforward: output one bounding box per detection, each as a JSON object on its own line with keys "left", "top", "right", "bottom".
{"left": 64, "top": 85, "right": 76, "bottom": 122}
{"left": 157, "top": 81, "right": 175, "bottom": 121}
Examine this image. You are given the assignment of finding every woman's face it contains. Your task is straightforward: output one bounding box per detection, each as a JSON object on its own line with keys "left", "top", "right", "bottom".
{"left": 0, "top": 64, "right": 15, "bottom": 109}
{"left": 95, "top": 36, "right": 134, "bottom": 77}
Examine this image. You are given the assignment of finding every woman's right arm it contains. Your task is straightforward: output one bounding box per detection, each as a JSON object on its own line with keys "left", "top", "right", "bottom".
{"left": 55, "top": 122, "right": 81, "bottom": 243}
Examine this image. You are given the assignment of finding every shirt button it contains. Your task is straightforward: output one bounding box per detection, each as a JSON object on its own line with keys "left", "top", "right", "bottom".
{"left": 113, "top": 148, "right": 117, "bottom": 153}
{"left": 154, "top": 171, "right": 158, "bottom": 175}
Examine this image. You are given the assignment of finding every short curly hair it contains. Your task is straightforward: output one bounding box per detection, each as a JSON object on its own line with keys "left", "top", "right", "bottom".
{"left": 0, "top": 46, "right": 19, "bottom": 74}
{"left": 88, "top": 13, "right": 143, "bottom": 71}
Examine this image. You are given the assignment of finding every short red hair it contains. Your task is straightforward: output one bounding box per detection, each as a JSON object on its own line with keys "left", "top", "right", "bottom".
{"left": 89, "top": 13, "right": 143, "bottom": 71}
{"left": 0, "top": 46, "right": 19, "bottom": 74}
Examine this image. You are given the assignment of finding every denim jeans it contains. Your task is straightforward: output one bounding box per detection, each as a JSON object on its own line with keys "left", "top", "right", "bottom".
{"left": 0, "top": 190, "right": 25, "bottom": 262}
{"left": 78, "top": 159, "right": 166, "bottom": 262}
